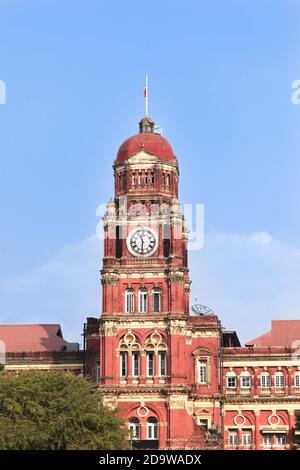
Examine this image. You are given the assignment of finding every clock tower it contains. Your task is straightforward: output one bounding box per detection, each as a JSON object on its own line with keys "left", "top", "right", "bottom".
{"left": 102, "top": 116, "right": 190, "bottom": 321}
{"left": 87, "top": 115, "right": 222, "bottom": 449}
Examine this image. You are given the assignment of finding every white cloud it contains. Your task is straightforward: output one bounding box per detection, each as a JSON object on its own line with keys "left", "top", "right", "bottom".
{"left": 190, "top": 231, "right": 300, "bottom": 344}
{"left": 0, "top": 230, "right": 300, "bottom": 348}
{"left": 248, "top": 231, "right": 273, "bottom": 246}
{"left": 0, "top": 236, "right": 101, "bottom": 346}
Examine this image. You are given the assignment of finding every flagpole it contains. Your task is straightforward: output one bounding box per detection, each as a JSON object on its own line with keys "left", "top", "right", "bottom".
{"left": 145, "top": 75, "right": 148, "bottom": 117}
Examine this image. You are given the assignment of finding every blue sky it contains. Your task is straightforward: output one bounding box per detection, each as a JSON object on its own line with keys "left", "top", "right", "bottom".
{"left": 0, "top": 0, "right": 300, "bottom": 345}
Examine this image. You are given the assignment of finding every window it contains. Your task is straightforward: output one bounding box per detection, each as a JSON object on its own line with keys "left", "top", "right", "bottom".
{"left": 198, "top": 419, "right": 209, "bottom": 431}
{"left": 145, "top": 173, "right": 148, "bottom": 185}
{"left": 295, "top": 373, "right": 300, "bottom": 387}
{"left": 198, "top": 360, "right": 208, "bottom": 384}
{"left": 94, "top": 360, "right": 100, "bottom": 383}
{"left": 138, "top": 173, "right": 142, "bottom": 186}
{"left": 241, "top": 375, "right": 251, "bottom": 388}
{"left": 120, "top": 352, "right": 128, "bottom": 377}
{"left": 276, "top": 434, "right": 286, "bottom": 445}
{"left": 129, "top": 418, "right": 140, "bottom": 439}
{"left": 116, "top": 225, "right": 122, "bottom": 259}
{"left": 132, "top": 352, "right": 140, "bottom": 377}
{"left": 138, "top": 288, "right": 148, "bottom": 313}
{"left": 261, "top": 372, "right": 271, "bottom": 388}
{"left": 166, "top": 174, "right": 170, "bottom": 187}
{"left": 228, "top": 431, "right": 238, "bottom": 445}
{"left": 132, "top": 173, "right": 136, "bottom": 187}
{"left": 242, "top": 431, "right": 252, "bottom": 446}
{"left": 263, "top": 434, "right": 272, "bottom": 446}
{"left": 227, "top": 376, "right": 237, "bottom": 388}
{"left": 147, "top": 352, "right": 155, "bottom": 376}
{"left": 147, "top": 417, "right": 158, "bottom": 439}
{"left": 125, "top": 288, "right": 135, "bottom": 313}
{"left": 152, "top": 288, "right": 161, "bottom": 312}
{"left": 151, "top": 172, "right": 155, "bottom": 185}
{"left": 275, "top": 372, "right": 285, "bottom": 388}
{"left": 159, "top": 351, "right": 167, "bottom": 377}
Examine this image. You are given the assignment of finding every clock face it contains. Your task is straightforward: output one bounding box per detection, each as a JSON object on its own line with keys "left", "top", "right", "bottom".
{"left": 127, "top": 227, "right": 158, "bottom": 257}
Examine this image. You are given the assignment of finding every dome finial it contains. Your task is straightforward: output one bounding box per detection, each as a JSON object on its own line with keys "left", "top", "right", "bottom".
{"left": 139, "top": 116, "right": 155, "bottom": 133}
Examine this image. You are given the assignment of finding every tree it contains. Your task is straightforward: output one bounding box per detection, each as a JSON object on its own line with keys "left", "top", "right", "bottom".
{"left": 0, "top": 370, "right": 128, "bottom": 450}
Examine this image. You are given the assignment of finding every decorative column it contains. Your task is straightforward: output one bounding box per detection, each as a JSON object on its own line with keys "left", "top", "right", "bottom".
{"left": 254, "top": 410, "right": 260, "bottom": 450}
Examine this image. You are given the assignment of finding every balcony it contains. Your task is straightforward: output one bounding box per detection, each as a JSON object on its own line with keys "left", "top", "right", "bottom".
{"left": 259, "top": 388, "right": 271, "bottom": 397}
{"left": 225, "top": 388, "right": 237, "bottom": 396}
{"left": 240, "top": 388, "right": 251, "bottom": 396}
{"left": 274, "top": 387, "right": 285, "bottom": 396}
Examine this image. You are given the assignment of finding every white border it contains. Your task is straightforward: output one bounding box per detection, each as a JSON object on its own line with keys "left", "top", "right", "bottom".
{"left": 126, "top": 226, "right": 158, "bottom": 258}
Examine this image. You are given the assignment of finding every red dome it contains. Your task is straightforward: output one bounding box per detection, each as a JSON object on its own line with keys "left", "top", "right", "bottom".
{"left": 116, "top": 132, "right": 175, "bottom": 163}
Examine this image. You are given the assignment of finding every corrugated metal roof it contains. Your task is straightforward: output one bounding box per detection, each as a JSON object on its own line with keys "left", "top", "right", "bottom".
{"left": 0, "top": 324, "right": 68, "bottom": 352}
{"left": 246, "top": 320, "right": 300, "bottom": 347}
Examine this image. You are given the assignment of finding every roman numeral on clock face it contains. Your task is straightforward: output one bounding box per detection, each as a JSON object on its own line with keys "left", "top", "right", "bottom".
{"left": 127, "top": 227, "right": 158, "bottom": 257}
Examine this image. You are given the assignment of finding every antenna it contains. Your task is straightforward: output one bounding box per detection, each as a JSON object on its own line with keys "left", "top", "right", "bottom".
{"left": 144, "top": 75, "right": 148, "bottom": 117}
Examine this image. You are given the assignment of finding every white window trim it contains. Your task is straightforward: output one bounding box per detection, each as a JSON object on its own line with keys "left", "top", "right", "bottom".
{"left": 228, "top": 431, "right": 238, "bottom": 445}
{"left": 138, "top": 289, "right": 148, "bottom": 313}
{"left": 226, "top": 375, "right": 237, "bottom": 388}
{"left": 146, "top": 351, "right": 155, "bottom": 377}
{"left": 128, "top": 419, "right": 140, "bottom": 440}
{"left": 260, "top": 373, "right": 271, "bottom": 388}
{"left": 158, "top": 351, "right": 167, "bottom": 377}
{"left": 242, "top": 431, "right": 252, "bottom": 446}
{"left": 198, "top": 359, "right": 208, "bottom": 384}
{"left": 152, "top": 288, "right": 162, "bottom": 312}
{"left": 120, "top": 351, "right": 128, "bottom": 377}
{"left": 125, "top": 289, "right": 135, "bottom": 313}
{"left": 240, "top": 375, "right": 251, "bottom": 388}
{"left": 132, "top": 352, "right": 140, "bottom": 377}
{"left": 147, "top": 419, "right": 158, "bottom": 440}
{"left": 275, "top": 372, "right": 285, "bottom": 388}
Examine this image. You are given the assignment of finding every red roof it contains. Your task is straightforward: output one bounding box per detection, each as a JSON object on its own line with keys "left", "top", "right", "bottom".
{"left": 246, "top": 320, "right": 300, "bottom": 347}
{"left": 0, "top": 324, "right": 68, "bottom": 352}
{"left": 116, "top": 132, "right": 175, "bottom": 163}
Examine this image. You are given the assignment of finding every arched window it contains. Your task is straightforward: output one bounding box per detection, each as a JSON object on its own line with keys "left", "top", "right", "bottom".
{"left": 129, "top": 417, "right": 140, "bottom": 439}
{"left": 152, "top": 288, "right": 162, "bottom": 312}
{"left": 147, "top": 417, "right": 158, "bottom": 440}
{"left": 132, "top": 352, "right": 140, "bottom": 377}
{"left": 138, "top": 288, "right": 148, "bottom": 313}
{"left": 295, "top": 372, "right": 300, "bottom": 387}
{"left": 261, "top": 372, "right": 271, "bottom": 388}
{"left": 275, "top": 371, "right": 285, "bottom": 388}
{"left": 145, "top": 332, "right": 167, "bottom": 377}
{"left": 125, "top": 288, "right": 135, "bottom": 313}
{"left": 120, "top": 351, "right": 128, "bottom": 377}
{"left": 151, "top": 171, "right": 155, "bottom": 186}
{"left": 118, "top": 333, "right": 141, "bottom": 378}
{"left": 132, "top": 173, "right": 136, "bottom": 187}
{"left": 198, "top": 360, "right": 207, "bottom": 384}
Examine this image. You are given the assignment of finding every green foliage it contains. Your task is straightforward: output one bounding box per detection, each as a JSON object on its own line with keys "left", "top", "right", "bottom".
{"left": 0, "top": 370, "right": 128, "bottom": 450}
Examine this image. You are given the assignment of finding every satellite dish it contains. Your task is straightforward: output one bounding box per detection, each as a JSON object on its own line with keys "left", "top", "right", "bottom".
{"left": 191, "top": 304, "right": 214, "bottom": 316}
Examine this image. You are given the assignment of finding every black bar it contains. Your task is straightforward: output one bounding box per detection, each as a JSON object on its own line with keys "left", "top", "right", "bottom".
{"left": 0, "top": 450, "right": 299, "bottom": 468}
